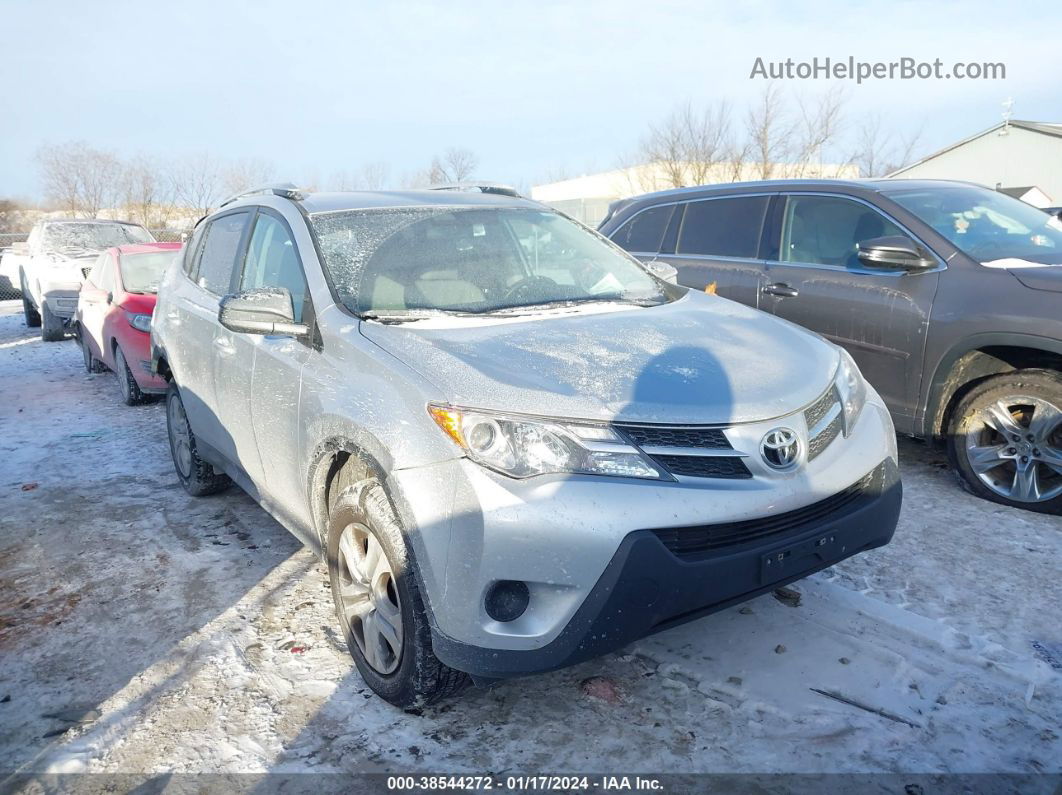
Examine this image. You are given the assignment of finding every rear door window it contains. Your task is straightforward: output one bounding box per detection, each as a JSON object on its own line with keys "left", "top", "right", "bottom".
{"left": 610, "top": 205, "right": 675, "bottom": 253}
{"left": 677, "top": 196, "right": 769, "bottom": 258}
{"left": 195, "top": 212, "right": 250, "bottom": 295}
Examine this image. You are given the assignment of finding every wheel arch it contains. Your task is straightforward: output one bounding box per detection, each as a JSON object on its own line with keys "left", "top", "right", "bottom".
{"left": 923, "top": 333, "right": 1062, "bottom": 438}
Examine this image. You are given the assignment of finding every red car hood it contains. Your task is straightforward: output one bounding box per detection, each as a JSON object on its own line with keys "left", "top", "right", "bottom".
{"left": 118, "top": 293, "right": 157, "bottom": 314}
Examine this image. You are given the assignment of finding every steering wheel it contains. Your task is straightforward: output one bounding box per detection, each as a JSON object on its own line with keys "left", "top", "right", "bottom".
{"left": 503, "top": 275, "right": 561, "bottom": 304}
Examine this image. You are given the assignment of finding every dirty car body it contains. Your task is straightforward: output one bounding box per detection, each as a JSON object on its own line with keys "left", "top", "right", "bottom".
{"left": 152, "top": 186, "right": 901, "bottom": 703}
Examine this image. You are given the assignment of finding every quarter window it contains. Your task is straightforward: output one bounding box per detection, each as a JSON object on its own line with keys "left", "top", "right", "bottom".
{"left": 239, "top": 213, "right": 308, "bottom": 323}
{"left": 780, "top": 195, "right": 904, "bottom": 268}
{"left": 611, "top": 205, "right": 675, "bottom": 253}
{"left": 676, "top": 196, "right": 768, "bottom": 258}
{"left": 195, "top": 212, "right": 249, "bottom": 295}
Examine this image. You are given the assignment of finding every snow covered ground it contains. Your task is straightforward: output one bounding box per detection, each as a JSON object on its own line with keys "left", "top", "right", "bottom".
{"left": 0, "top": 301, "right": 1059, "bottom": 785}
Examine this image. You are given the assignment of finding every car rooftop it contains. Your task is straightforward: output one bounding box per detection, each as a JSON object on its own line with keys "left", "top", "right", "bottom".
{"left": 293, "top": 189, "right": 542, "bottom": 215}
{"left": 621, "top": 177, "right": 989, "bottom": 203}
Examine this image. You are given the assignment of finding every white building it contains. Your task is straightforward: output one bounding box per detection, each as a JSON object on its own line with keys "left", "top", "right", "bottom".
{"left": 531, "top": 160, "right": 858, "bottom": 226}
{"left": 889, "top": 120, "right": 1062, "bottom": 207}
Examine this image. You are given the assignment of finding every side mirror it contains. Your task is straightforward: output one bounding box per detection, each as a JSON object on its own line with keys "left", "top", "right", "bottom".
{"left": 857, "top": 235, "right": 936, "bottom": 271}
{"left": 645, "top": 258, "right": 679, "bottom": 284}
{"left": 218, "top": 287, "right": 308, "bottom": 337}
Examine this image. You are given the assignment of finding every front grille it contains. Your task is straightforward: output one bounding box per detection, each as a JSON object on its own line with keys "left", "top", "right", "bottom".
{"left": 616, "top": 425, "right": 731, "bottom": 450}
{"left": 651, "top": 467, "right": 879, "bottom": 559}
{"left": 651, "top": 454, "right": 752, "bottom": 479}
{"left": 81, "top": 266, "right": 93, "bottom": 279}
{"left": 804, "top": 386, "right": 838, "bottom": 430}
{"left": 808, "top": 414, "right": 843, "bottom": 461}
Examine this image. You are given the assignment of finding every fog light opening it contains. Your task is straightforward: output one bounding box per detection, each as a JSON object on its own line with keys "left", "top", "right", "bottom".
{"left": 485, "top": 580, "right": 530, "bottom": 622}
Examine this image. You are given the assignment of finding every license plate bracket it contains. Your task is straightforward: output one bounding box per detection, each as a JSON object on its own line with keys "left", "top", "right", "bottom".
{"left": 760, "top": 530, "right": 845, "bottom": 584}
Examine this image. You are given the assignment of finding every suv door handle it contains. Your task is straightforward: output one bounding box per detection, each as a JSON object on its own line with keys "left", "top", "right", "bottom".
{"left": 763, "top": 283, "right": 799, "bottom": 298}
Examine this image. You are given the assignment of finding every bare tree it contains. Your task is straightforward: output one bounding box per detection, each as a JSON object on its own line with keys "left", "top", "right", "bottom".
{"left": 428, "top": 147, "right": 479, "bottom": 184}
{"left": 121, "top": 155, "right": 169, "bottom": 227}
{"left": 358, "top": 160, "right": 390, "bottom": 190}
{"left": 852, "top": 114, "right": 925, "bottom": 177}
{"left": 221, "top": 157, "right": 276, "bottom": 197}
{"left": 169, "top": 153, "right": 224, "bottom": 217}
{"left": 745, "top": 83, "right": 793, "bottom": 180}
{"left": 36, "top": 141, "right": 122, "bottom": 217}
{"left": 789, "top": 86, "right": 847, "bottom": 177}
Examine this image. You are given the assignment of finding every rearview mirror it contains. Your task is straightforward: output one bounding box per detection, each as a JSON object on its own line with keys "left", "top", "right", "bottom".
{"left": 857, "top": 235, "right": 936, "bottom": 271}
{"left": 218, "top": 287, "right": 308, "bottom": 337}
{"left": 645, "top": 258, "right": 679, "bottom": 284}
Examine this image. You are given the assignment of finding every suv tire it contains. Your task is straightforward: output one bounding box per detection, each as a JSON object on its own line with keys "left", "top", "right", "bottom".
{"left": 947, "top": 369, "right": 1062, "bottom": 515}
{"left": 21, "top": 273, "right": 41, "bottom": 328}
{"left": 115, "top": 346, "right": 146, "bottom": 406}
{"left": 165, "top": 382, "right": 231, "bottom": 496}
{"left": 40, "top": 301, "right": 64, "bottom": 342}
{"left": 326, "top": 479, "right": 469, "bottom": 707}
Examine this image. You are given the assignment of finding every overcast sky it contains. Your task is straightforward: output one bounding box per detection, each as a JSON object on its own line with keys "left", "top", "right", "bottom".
{"left": 1, "top": 0, "right": 1057, "bottom": 200}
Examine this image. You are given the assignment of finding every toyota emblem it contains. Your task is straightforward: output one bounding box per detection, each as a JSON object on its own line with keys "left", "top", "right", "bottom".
{"left": 761, "top": 427, "right": 801, "bottom": 470}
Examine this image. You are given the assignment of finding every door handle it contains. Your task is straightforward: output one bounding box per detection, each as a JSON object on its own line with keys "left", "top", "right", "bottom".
{"left": 763, "top": 283, "right": 799, "bottom": 298}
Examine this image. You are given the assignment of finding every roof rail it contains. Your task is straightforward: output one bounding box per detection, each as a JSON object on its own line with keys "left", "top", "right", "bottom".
{"left": 218, "top": 182, "right": 308, "bottom": 208}
{"left": 425, "top": 182, "right": 523, "bottom": 198}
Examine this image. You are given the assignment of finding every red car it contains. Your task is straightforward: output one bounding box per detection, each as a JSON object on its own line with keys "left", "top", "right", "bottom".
{"left": 76, "top": 242, "right": 181, "bottom": 404}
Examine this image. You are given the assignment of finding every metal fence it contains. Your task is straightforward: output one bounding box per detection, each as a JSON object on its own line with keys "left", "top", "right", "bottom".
{"left": 0, "top": 229, "right": 189, "bottom": 300}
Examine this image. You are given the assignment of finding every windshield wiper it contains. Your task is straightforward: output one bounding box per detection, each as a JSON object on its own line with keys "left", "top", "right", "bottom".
{"left": 360, "top": 308, "right": 482, "bottom": 324}
{"left": 482, "top": 296, "right": 658, "bottom": 316}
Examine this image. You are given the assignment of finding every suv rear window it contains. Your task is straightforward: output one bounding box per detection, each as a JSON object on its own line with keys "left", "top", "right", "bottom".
{"left": 611, "top": 205, "right": 675, "bottom": 253}
{"left": 677, "top": 196, "right": 768, "bottom": 259}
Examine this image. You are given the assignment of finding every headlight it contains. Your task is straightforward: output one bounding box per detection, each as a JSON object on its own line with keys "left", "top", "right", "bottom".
{"left": 834, "top": 349, "right": 867, "bottom": 436}
{"left": 126, "top": 312, "right": 152, "bottom": 332}
{"left": 428, "top": 405, "right": 666, "bottom": 480}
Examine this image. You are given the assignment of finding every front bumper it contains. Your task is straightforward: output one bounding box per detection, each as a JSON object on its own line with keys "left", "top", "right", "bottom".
{"left": 431, "top": 458, "right": 900, "bottom": 679}
{"left": 41, "top": 281, "right": 82, "bottom": 320}
{"left": 390, "top": 392, "right": 900, "bottom": 677}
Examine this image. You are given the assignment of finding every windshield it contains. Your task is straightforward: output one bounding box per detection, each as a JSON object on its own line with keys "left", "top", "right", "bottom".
{"left": 42, "top": 222, "right": 154, "bottom": 252}
{"left": 886, "top": 185, "right": 1062, "bottom": 264}
{"left": 310, "top": 207, "right": 673, "bottom": 317}
{"left": 120, "top": 251, "right": 175, "bottom": 293}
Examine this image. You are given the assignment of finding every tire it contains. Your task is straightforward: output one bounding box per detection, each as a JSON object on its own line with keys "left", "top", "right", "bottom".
{"left": 165, "top": 382, "right": 231, "bottom": 496}
{"left": 20, "top": 273, "right": 40, "bottom": 328}
{"left": 947, "top": 369, "right": 1062, "bottom": 515}
{"left": 327, "top": 479, "right": 469, "bottom": 707}
{"left": 40, "top": 300, "right": 64, "bottom": 342}
{"left": 79, "top": 328, "right": 105, "bottom": 374}
{"left": 115, "top": 346, "right": 146, "bottom": 406}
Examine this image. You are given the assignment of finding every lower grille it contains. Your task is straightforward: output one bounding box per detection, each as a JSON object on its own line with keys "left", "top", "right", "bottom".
{"left": 651, "top": 466, "right": 880, "bottom": 558}
{"left": 650, "top": 454, "right": 752, "bottom": 479}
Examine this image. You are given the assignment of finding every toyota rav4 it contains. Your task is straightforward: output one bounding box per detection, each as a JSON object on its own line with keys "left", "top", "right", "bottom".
{"left": 151, "top": 184, "right": 901, "bottom": 706}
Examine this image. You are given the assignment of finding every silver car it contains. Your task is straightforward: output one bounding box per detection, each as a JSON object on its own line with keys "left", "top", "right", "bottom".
{"left": 152, "top": 184, "right": 902, "bottom": 706}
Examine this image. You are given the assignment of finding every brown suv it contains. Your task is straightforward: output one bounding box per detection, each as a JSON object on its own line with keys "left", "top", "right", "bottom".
{"left": 600, "top": 179, "right": 1062, "bottom": 514}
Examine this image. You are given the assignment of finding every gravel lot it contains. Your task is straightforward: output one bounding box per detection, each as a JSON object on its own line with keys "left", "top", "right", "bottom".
{"left": 0, "top": 301, "right": 1059, "bottom": 785}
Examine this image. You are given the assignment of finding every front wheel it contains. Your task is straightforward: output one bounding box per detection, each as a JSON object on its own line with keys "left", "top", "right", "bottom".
{"left": 327, "top": 479, "right": 469, "bottom": 707}
{"left": 947, "top": 370, "right": 1062, "bottom": 514}
{"left": 40, "top": 301, "right": 64, "bottom": 342}
{"left": 165, "top": 382, "right": 231, "bottom": 496}
{"left": 115, "top": 346, "right": 146, "bottom": 406}
{"left": 21, "top": 273, "right": 40, "bottom": 328}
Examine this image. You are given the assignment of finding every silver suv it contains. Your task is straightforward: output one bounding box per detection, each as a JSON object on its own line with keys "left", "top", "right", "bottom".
{"left": 152, "top": 184, "right": 902, "bottom": 706}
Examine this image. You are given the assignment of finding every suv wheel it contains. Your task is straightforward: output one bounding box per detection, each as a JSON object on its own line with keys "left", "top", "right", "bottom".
{"left": 115, "top": 346, "right": 146, "bottom": 406}
{"left": 40, "top": 301, "right": 64, "bottom": 342}
{"left": 948, "top": 370, "right": 1062, "bottom": 514}
{"left": 165, "top": 382, "right": 231, "bottom": 496}
{"left": 327, "top": 479, "right": 469, "bottom": 707}
{"left": 20, "top": 273, "right": 40, "bottom": 328}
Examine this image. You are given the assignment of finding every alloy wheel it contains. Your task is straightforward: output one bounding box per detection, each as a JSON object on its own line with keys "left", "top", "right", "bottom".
{"left": 964, "top": 395, "right": 1062, "bottom": 503}
{"left": 336, "top": 523, "right": 403, "bottom": 674}
{"left": 167, "top": 394, "right": 193, "bottom": 479}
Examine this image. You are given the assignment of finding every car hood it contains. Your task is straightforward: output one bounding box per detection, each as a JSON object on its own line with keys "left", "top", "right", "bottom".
{"left": 1008, "top": 266, "right": 1062, "bottom": 293}
{"left": 359, "top": 292, "right": 840, "bottom": 425}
